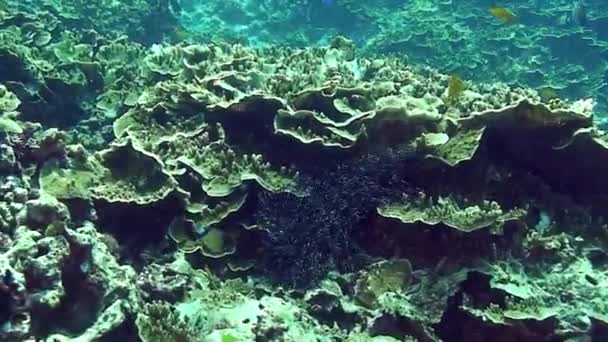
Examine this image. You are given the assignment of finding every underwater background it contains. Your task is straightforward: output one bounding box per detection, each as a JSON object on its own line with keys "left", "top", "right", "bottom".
{"left": 2, "top": 0, "right": 608, "bottom": 341}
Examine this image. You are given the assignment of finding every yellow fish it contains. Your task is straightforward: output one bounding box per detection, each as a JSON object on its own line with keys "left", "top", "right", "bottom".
{"left": 489, "top": 6, "right": 518, "bottom": 24}
{"left": 448, "top": 74, "right": 465, "bottom": 100}
{"left": 538, "top": 87, "right": 559, "bottom": 102}
{"left": 173, "top": 26, "right": 189, "bottom": 43}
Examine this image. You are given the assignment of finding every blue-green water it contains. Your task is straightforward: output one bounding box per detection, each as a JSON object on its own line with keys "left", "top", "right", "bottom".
{"left": 177, "top": 0, "right": 608, "bottom": 120}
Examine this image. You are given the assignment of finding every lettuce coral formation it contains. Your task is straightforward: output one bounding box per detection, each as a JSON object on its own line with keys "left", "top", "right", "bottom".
{"left": 1, "top": 4, "right": 608, "bottom": 342}
{"left": 173, "top": 0, "right": 608, "bottom": 119}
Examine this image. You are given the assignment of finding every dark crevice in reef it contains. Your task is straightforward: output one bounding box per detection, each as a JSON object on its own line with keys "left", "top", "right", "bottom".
{"left": 482, "top": 124, "right": 608, "bottom": 208}
{"left": 356, "top": 215, "right": 525, "bottom": 270}
{"left": 93, "top": 194, "right": 184, "bottom": 268}
{"left": 435, "top": 271, "right": 562, "bottom": 342}
{"left": 98, "top": 317, "right": 139, "bottom": 342}
{"left": 29, "top": 241, "right": 101, "bottom": 337}
{"left": 370, "top": 313, "right": 436, "bottom": 342}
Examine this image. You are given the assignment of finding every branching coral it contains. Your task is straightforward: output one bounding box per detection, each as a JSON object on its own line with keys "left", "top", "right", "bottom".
{"left": 136, "top": 301, "right": 194, "bottom": 342}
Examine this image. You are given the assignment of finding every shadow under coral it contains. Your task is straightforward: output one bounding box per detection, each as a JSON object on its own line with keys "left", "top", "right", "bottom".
{"left": 93, "top": 194, "right": 184, "bottom": 267}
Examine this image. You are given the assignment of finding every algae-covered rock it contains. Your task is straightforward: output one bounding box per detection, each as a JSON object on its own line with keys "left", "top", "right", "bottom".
{"left": 0, "top": 84, "right": 23, "bottom": 134}
{"left": 133, "top": 261, "right": 347, "bottom": 342}
{"left": 355, "top": 259, "right": 413, "bottom": 308}
{"left": 2, "top": 209, "right": 142, "bottom": 341}
{"left": 179, "top": 291, "right": 336, "bottom": 341}
{"left": 0, "top": 84, "right": 20, "bottom": 113}
{"left": 0, "top": 144, "right": 17, "bottom": 172}
{"left": 23, "top": 234, "right": 70, "bottom": 309}
{"left": 41, "top": 223, "right": 141, "bottom": 341}
{"left": 22, "top": 192, "right": 70, "bottom": 232}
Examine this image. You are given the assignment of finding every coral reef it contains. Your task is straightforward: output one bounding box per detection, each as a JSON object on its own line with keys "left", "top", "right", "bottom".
{"left": 1, "top": 4, "right": 608, "bottom": 341}
{"left": 1, "top": 0, "right": 178, "bottom": 45}
{"left": 170, "top": 0, "right": 608, "bottom": 118}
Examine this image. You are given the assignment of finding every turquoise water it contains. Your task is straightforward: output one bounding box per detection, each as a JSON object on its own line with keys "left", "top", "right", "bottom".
{"left": 178, "top": 0, "right": 608, "bottom": 119}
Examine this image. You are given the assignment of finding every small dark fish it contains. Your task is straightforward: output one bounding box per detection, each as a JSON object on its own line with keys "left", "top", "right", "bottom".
{"left": 572, "top": 0, "right": 587, "bottom": 26}
{"left": 3, "top": 270, "right": 14, "bottom": 285}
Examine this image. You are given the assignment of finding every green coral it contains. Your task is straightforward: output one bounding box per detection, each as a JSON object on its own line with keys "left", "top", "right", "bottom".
{"left": 40, "top": 140, "right": 179, "bottom": 204}
{"left": 420, "top": 128, "right": 486, "bottom": 166}
{"left": 379, "top": 195, "right": 525, "bottom": 233}
{"left": 168, "top": 216, "right": 237, "bottom": 258}
{"left": 0, "top": 10, "right": 148, "bottom": 138}
{"left": 274, "top": 108, "right": 369, "bottom": 148}
{"left": 115, "top": 107, "right": 297, "bottom": 197}
{"left": 0, "top": 84, "right": 22, "bottom": 133}
{"left": 466, "top": 257, "right": 608, "bottom": 334}
{"left": 178, "top": 141, "right": 297, "bottom": 197}
{"left": 136, "top": 301, "right": 195, "bottom": 342}
{"left": 354, "top": 259, "right": 413, "bottom": 308}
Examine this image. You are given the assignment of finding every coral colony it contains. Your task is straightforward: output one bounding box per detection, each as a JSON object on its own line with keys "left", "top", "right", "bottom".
{"left": 1, "top": 1, "right": 608, "bottom": 341}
